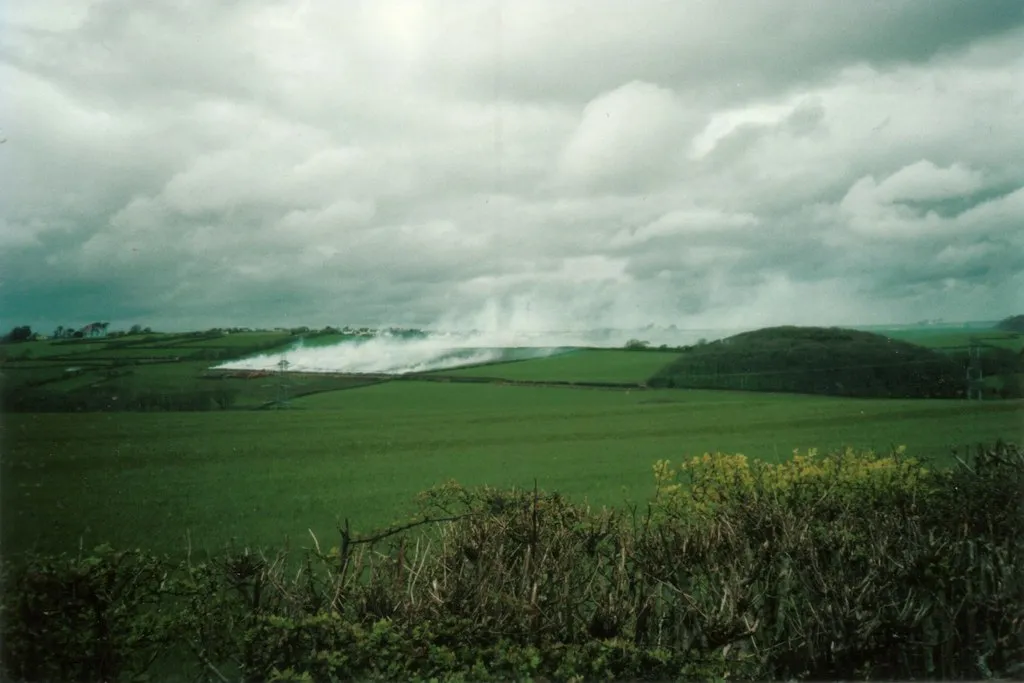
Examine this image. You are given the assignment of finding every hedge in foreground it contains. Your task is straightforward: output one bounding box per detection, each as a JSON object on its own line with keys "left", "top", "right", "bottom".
{"left": 2, "top": 442, "right": 1022, "bottom": 682}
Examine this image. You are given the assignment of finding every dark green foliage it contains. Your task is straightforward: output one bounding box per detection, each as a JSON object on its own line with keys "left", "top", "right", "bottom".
{"left": 0, "top": 386, "right": 239, "bottom": 412}
{"left": 3, "top": 441, "right": 1022, "bottom": 681}
{"left": 996, "top": 314, "right": 1024, "bottom": 333}
{"left": 947, "top": 345, "right": 1023, "bottom": 377}
{"left": 0, "top": 545, "right": 172, "bottom": 682}
{"left": 2, "top": 326, "right": 33, "bottom": 343}
{"left": 648, "top": 325, "right": 964, "bottom": 398}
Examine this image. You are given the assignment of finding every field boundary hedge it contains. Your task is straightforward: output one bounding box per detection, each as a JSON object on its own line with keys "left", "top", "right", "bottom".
{"left": 3, "top": 442, "right": 1022, "bottom": 681}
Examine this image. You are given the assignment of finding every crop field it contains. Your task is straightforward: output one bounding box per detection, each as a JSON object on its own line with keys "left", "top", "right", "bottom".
{"left": 4, "top": 378, "right": 1021, "bottom": 560}
{"left": 438, "top": 349, "right": 681, "bottom": 384}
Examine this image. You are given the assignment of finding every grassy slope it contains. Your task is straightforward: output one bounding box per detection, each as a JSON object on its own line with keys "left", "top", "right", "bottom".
{"left": 1, "top": 340, "right": 111, "bottom": 359}
{"left": 439, "top": 349, "right": 680, "bottom": 384}
{"left": 5, "top": 380, "right": 1020, "bottom": 558}
{"left": 1, "top": 332, "right": 313, "bottom": 408}
{"left": 883, "top": 328, "right": 1024, "bottom": 351}
{"left": 171, "top": 332, "right": 296, "bottom": 348}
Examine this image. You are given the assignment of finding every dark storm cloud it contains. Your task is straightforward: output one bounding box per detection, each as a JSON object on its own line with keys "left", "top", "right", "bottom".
{"left": 433, "top": 0, "right": 1024, "bottom": 106}
{"left": 1, "top": 0, "right": 1022, "bottom": 333}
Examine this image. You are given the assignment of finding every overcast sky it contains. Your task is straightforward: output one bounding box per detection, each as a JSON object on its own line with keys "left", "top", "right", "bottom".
{"left": 2, "top": 0, "right": 1023, "bottom": 334}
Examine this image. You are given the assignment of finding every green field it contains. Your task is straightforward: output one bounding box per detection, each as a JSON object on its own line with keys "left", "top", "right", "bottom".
{"left": 4, "top": 325, "right": 1023, "bottom": 562}
{"left": 173, "top": 332, "right": 295, "bottom": 348}
{"left": 883, "top": 328, "right": 1024, "bottom": 351}
{"left": 4, "top": 379, "right": 1020, "bottom": 559}
{"left": 438, "top": 349, "right": 680, "bottom": 384}
{"left": 0, "top": 340, "right": 110, "bottom": 359}
{"left": 0, "top": 331, "right": 311, "bottom": 411}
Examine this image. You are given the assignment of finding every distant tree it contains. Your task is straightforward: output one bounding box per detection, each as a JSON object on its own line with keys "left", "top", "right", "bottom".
{"left": 54, "top": 325, "right": 65, "bottom": 339}
{"left": 624, "top": 339, "right": 650, "bottom": 350}
{"left": 142, "top": 326, "right": 152, "bottom": 334}
{"left": 129, "top": 324, "right": 143, "bottom": 335}
{"left": 4, "top": 325, "right": 33, "bottom": 343}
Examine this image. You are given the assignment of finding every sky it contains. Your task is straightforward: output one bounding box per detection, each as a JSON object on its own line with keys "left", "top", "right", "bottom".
{"left": 2, "top": 0, "right": 1023, "bottom": 336}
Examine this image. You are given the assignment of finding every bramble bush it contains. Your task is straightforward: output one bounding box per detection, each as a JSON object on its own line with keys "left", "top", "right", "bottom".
{"left": 2, "top": 441, "right": 1022, "bottom": 681}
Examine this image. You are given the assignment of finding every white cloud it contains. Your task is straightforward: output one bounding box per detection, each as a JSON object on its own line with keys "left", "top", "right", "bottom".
{"left": 610, "top": 208, "right": 759, "bottom": 248}
{"left": 3, "top": 1, "right": 1023, "bottom": 331}
{"left": 872, "top": 160, "right": 985, "bottom": 203}
{"left": 555, "top": 81, "right": 694, "bottom": 192}
{"left": 836, "top": 162, "right": 1017, "bottom": 239}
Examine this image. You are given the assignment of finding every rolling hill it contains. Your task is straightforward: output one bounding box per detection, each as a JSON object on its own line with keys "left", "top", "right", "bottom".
{"left": 648, "top": 326, "right": 965, "bottom": 398}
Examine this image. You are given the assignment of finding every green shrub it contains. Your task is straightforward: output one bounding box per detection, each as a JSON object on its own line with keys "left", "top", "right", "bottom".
{"left": 0, "top": 545, "right": 172, "bottom": 682}
{"left": 2, "top": 442, "right": 1022, "bottom": 681}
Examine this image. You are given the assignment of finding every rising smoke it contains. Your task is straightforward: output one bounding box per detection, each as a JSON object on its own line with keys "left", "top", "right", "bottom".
{"left": 214, "top": 296, "right": 742, "bottom": 375}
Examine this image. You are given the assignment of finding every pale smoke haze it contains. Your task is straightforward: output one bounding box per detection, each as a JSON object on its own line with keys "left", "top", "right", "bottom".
{"left": 215, "top": 335, "right": 559, "bottom": 375}
{"left": 213, "top": 327, "right": 730, "bottom": 375}
{"left": 216, "top": 297, "right": 744, "bottom": 375}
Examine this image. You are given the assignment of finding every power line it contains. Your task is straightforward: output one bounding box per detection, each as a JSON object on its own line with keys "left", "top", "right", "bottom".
{"left": 275, "top": 358, "right": 291, "bottom": 409}
{"left": 966, "top": 342, "right": 984, "bottom": 401}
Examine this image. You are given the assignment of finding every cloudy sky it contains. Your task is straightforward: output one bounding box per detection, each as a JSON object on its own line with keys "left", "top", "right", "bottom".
{"left": 2, "top": 0, "right": 1023, "bottom": 335}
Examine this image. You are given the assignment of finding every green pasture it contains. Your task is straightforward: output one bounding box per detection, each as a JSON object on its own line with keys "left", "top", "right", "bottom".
{"left": 884, "top": 328, "right": 1023, "bottom": 351}
{"left": 71, "top": 347, "right": 196, "bottom": 359}
{"left": 1, "top": 330, "right": 301, "bottom": 401}
{"left": 0, "top": 340, "right": 110, "bottom": 359}
{"left": 173, "top": 332, "right": 295, "bottom": 348}
{"left": 438, "top": 349, "right": 680, "bottom": 384}
{"left": 4, "top": 380, "right": 1020, "bottom": 559}
{"left": 2, "top": 360, "right": 112, "bottom": 384}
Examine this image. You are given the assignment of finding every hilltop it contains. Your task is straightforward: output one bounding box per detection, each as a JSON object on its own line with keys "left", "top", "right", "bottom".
{"left": 996, "top": 314, "right": 1024, "bottom": 333}
{"left": 647, "top": 326, "right": 964, "bottom": 398}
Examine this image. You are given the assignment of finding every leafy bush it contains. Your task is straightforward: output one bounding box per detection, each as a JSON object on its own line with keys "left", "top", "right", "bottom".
{"left": 0, "top": 545, "right": 172, "bottom": 682}
{"left": 2, "top": 442, "right": 1022, "bottom": 681}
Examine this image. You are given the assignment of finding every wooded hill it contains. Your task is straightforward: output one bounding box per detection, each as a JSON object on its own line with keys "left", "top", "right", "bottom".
{"left": 648, "top": 326, "right": 964, "bottom": 398}
{"left": 997, "top": 314, "right": 1024, "bottom": 333}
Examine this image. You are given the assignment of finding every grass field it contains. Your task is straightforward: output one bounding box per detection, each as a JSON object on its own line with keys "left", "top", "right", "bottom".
{"left": 172, "top": 332, "right": 295, "bottom": 348}
{"left": 0, "top": 331, "right": 307, "bottom": 407}
{"left": 4, "top": 380, "right": 1020, "bottom": 560}
{"left": 883, "top": 328, "right": 1024, "bottom": 351}
{"left": 0, "top": 340, "right": 110, "bottom": 359}
{"left": 438, "top": 349, "right": 681, "bottom": 384}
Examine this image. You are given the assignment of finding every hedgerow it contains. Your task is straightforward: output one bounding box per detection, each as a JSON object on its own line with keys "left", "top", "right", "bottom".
{"left": 2, "top": 441, "right": 1021, "bottom": 681}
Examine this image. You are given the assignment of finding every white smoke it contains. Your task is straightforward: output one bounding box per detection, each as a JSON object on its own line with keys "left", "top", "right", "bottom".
{"left": 214, "top": 298, "right": 745, "bottom": 375}
{"left": 214, "top": 332, "right": 569, "bottom": 375}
